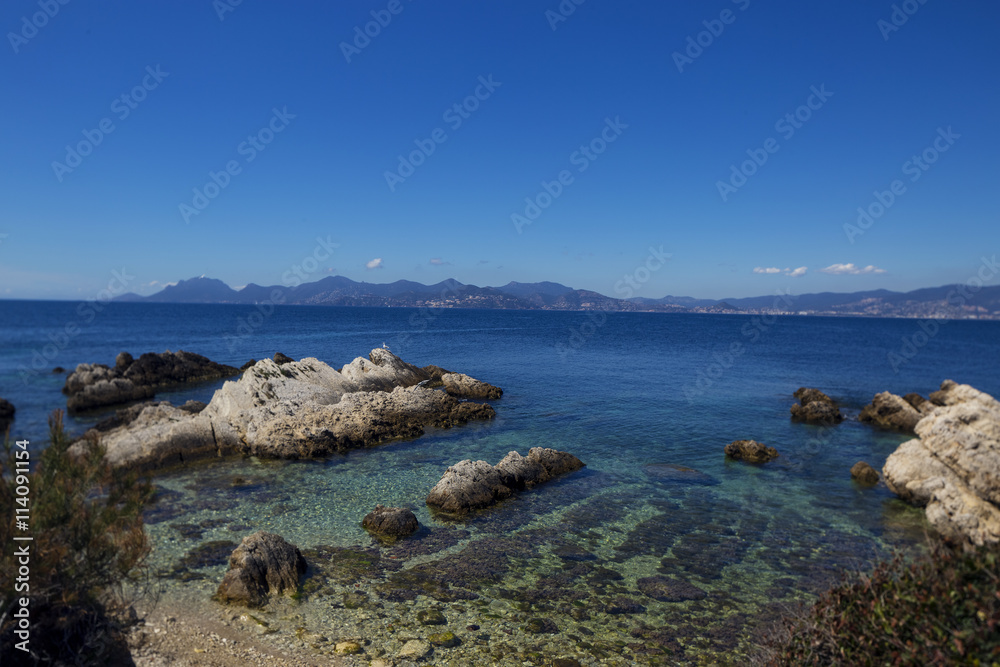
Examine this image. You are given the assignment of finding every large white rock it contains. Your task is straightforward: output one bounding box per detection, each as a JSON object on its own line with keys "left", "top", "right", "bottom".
{"left": 883, "top": 380, "right": 1000, "bottom": 546}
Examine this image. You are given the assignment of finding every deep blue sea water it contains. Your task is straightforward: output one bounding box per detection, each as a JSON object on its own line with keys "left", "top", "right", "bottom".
{"left": 2, "top": 300, "right": 999, "bottom": 664}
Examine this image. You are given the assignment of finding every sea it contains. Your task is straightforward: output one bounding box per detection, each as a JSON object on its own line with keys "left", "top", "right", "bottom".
{"left": 2, "top": 300, "right": 999, "bottom": 664}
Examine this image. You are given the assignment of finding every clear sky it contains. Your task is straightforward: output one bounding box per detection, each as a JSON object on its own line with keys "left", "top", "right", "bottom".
{"left": 2, "top": 0, "right": 998, "bottom": 301}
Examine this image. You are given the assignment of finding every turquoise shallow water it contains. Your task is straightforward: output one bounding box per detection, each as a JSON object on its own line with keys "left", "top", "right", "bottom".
{"left": 2, "top": 301, "right": 999, "bottom": 663}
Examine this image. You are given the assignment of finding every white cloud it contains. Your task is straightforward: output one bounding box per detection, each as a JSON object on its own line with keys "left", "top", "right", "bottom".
{"left": 365, "top": 258, "right": 383, "bottom": 270}
{"left": 754, "top": 266, "right": 807, "bottom": 277}
{"left": 819, "top": 263, "right": 886, "bottom": 275}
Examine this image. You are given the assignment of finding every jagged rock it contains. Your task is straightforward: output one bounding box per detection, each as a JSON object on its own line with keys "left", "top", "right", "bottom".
{"left": 859, "top": 391, "right": 923, "bottom": 433}
{"left": 724, "top": 439, "right": 778, "bottom": 464}
{"left": 903, "top": 393, "right": 934, "bottom": 414}
{"left": 362, "top": 505, "right": 419, "bottom": 540}
{"left": 426, "top": 447, "right": 585, "bottom": 514}
{"left": 883, "top": 380, "right": 1000, "bottom": 546}
{"left": 215, "top": 531, "right": 306, "bottom": 607}
{"left": 850, "top": 461, "right": 880, "bottom": 485}
{"left": 85, "top": 349, "right": 501, "bottom": 471}
{"left": 0, "top": 398, "right": 14, "bottom": 430}
{"left": 63, "top": 350, "right": 239, "bottom": 412}
{"left": 637, "top": 575, "right": 707, "bottom": 602}
{"left": 789, "top": 387, "right": 843, "bottom": 425}
{"left": 239, "top": 359, "right": 257, "bottom": 372}
{"left": 441, "top": 372, "right": 503, "bottom": 399}
{"left": 272, "top": 352, "right": 294, "bottom": 365}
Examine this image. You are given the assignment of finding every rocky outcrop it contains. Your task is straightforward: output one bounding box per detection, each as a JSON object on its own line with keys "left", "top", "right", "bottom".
{"left": 272, "top": 352, "right": 294, "bottom": 365}
{"left": 441, "top": 373, "right": 503, "bottom": 399}
{"left": 216, "top": 531, "right": 306, "bottom": 607}
{"left": 86, "top": 349, "right": 501, "bottom": 471}
{"left": 883, "top": 380, "right": 1000, "bottom": 546}
{"left": 859, "top": 391, "right": 923, "bottom": 433}
{"left": 63, "top": 350, "right": 240, "bottom": 412}
{"left": 850, "top": 461, "right": 880, "bottom": 485}
{"left": 789, "top": 387, "right": 843, "bottom": 425}
{"left": 362, "top": 505, "right": 419, "bottom": 540}
{"left": 0, "top": 398, "right": 14, "bottom": 431}
{"left": 426, "top": 447, "right": 585, "bottom": 514}
{"left": 724, "top": 440, "right": 778, "bottom": 464}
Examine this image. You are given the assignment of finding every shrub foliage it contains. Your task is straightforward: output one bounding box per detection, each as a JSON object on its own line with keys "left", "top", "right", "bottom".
{"left": 0, "top": 411, "right": 153, "bottom": 664}
{"left": 757, "top": 539, "right": 1000, "bottom": 666}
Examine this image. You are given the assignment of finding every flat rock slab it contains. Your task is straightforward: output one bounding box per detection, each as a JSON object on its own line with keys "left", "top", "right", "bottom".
{"left": 637, "top": 575, "right": 707, "bottom": 602}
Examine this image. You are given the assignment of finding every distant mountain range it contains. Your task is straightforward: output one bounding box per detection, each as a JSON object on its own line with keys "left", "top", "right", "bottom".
{"left": 113, "top": 276, "right": 1000, "bottom": 319}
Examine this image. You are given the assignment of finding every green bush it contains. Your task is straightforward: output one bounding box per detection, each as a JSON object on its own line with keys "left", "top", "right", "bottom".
{"left": 0, "top": 411, "right": 153, "bottom": 665}
{"left": 755, "top": 539, "right": 1000, "bottom": 666}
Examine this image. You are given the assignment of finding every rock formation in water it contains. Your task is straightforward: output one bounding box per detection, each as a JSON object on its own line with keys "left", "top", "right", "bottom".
{"left": 215, "top": 531, "right": 306, "bottom": 607}
{"left": 789, "top": 387, "right": 843, "bottom": 425}
{"left": 859, "top": 391, "right": 932, "bottom": 433}
{"left": 81, "top": 348, "right": 501, "bottom": 472}
{"left": 63, "top": 350, "right": 240, "bottom": 412}
{"left": 850, "top": 461, "right": 880, "bottom": 485}
{"left": 441, "top": 372, "right": 503, "bottom": 399}
{"left": 724, "top": 439, "right": 779, "bottom": 464}
{"left": 362, "top": 505, "right": 420, "bottom": 540}
{"left": 882, "top": 380, "right": 1000, "bottom": 546}
{"left": 426, "top": 447, "right": 585, "bottom": 514}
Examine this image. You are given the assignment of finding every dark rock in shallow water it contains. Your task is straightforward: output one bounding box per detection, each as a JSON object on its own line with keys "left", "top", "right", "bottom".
{"left": 272, "top": 352, "right": 294, "bottom": 365}
{"left": 850, "top": 461, "right": 880, "bottom": 485}
{"left": 215, "top": 531, "right": 306, "bottom": 607}
{"left": 426, "top": 447, "right": 585, "bottom": 514}
{"left": 63, "top": 350, "right": 239, "bottom": 411}
{"left": 416, "top": 608, "right": 446, "bottom": 626}
{"left": 643, "top": 463, "right": 718, "bottom": 486}
{"left": 724, "top": 439, "right": 779, "bottom": 464}
{"left": 790, "top": 387, "right": 843, "bottom": 425}
{"left": 637, "top": 575, "right": 707, "bottom": 602}
{"left": 859, "top": 391, "right": 922, "bottom": 433}
{"left": 523, "top": 617, "right": 559, "bottom": 634}
{"left": 361, "top": 504, "right": 419, "bottom": 540}
{"left": 602, "top": 596, "right": 646, "bottom": 614}
{"left": 552, "top": 541, "right": 597, "bottom": 562}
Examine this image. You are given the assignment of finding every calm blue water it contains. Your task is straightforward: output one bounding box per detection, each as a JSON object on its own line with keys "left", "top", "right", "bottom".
{"left": 2, "top": 300, "right": 999, "bottom": 663}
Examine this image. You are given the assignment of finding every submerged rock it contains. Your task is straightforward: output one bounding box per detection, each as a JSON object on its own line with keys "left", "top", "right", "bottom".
{"left": 724, "top": 439, "right": 778, "bottom": 464}
{"left": 85, "top": 348, "right": 501, "bottom": 471}
{"left": 859, "top": 391, "right": 923, "bottom": 433}
{"left": 63, "top": 350, "right": 239, "bottom": 412}
{"left": 426, "top": 447, "right": 585, "bottom": 514}
{"left": 216, "top": 531, "right": 306, "bottom": 607}
{"left": 789, "top": 387, "right": 843, "bottom": 425}
{"left": 850, "top": 461, "right": 880, "bottom": 485}
{"left": 362, "top": 504, "right": 419, "bottom": 540}
{"left": 637, "top": 575, "right": 707, "bottom": 602}
{"left": 883, "top": 380, "right": 1000, "bottom": 546}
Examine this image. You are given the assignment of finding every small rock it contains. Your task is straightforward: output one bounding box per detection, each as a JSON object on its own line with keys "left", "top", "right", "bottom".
{"left": 724, "top": 439, "right": 779, "bottom": 464}
{"left": 273, "top": 352, "right": 294, "bottom": 365}
{"left": 116, "top": 351, "right": 134, "bottom": 370}
{"left": 428, "top": 631, "right": 459, "bottom": 647}
{"left": 52, "top": 366, "right": 66, "bottom": 373}
{"left": 637, "top": 575, "right": 707, "bottom": 602}
{"left": 523, "top": 618, "right": 559, "bottom": 634}
{"left": 441, "top": 372, "right": 503, "bottom": 399}
{"left": 239, "top": 359, "right": 257, "bottom": 372}
{"left": 553, "top": 660, "right": 582, "bottom": 667}
{"left": 215, "top": 531, "right": 306, "bottom": 607}
{"left": 416, "top": 609, "right": 446, "bottom": 626}
{"left": 851, "top": 461, "right": 880, "bottom": 485}
{"left": 398, "top": 639, "right": 431, "bottom": 660}
{"left": 335, "top": 641, "right": 362, "bottom": 654}
{"left": 178, "top": 400, "right": 207, "bottom": 414}
{"left": 790, "top": 387, "right": 843, "bottom": 425}
{"left": 362, "top": 505, "right": 419, "bottom": 540}
{"left": 859, "top": 392, "right": 923, "bottom": 433}
{"left": 466, "top": 624, "right": 480, "bottom": 631}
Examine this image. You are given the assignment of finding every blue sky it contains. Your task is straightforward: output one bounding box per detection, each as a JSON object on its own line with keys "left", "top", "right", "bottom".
{"left": 1, "top": 0, "right": 997, "bottom": 300}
